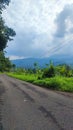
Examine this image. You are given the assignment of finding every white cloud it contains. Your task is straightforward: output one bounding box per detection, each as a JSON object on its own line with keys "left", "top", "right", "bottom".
{"left": 9, "top": 55, "right": 25, "bottom": 60}
{"left": 2, "top": 0, "right": 73, "bottom": 59}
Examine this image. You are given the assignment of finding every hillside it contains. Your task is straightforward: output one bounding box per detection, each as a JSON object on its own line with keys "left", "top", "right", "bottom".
{"left": 11, "top": 54, "right": 73, "bottom": 68}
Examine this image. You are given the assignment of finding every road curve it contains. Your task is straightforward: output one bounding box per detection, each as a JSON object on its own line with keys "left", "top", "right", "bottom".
{"left": 0, "top": 74, "right": 73, "bottom": 130}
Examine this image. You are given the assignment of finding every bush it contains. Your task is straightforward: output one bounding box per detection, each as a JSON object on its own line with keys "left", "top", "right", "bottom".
{"left": 15, "top": 68, "right": 25, "bottom": 74}
{"left": 8, "top": 73, "right": 73, "bottom": 92}
{"left": 42, "top": 63, "right": 55, "bottom": 78}
{"left": 56, "top": 64, "right": 73, "bottom": 77}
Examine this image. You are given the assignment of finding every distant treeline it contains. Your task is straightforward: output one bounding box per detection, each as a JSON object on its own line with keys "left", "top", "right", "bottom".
{"left": 13, "top": 62, "right": 73, "bottom": 78}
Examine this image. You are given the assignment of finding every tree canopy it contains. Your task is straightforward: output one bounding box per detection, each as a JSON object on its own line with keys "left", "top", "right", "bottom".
{"left": 0, "top": 0, "right": 16, "bottom": 51}
{"left": 0, "top": 17, "right": 16, "bottom": 50}
{"left": 0, "top": 51, "right": 12, "bottom": 71}
{"left": 0, "top": 0, "right": 10, "bottom": 12}
{"left": 0, "top": 0, "right": 16, "bottom": 71}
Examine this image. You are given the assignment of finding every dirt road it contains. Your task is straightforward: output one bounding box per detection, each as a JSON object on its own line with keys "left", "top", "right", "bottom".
{"left": 0, "top": 74, "right": 73, "bottom": 130}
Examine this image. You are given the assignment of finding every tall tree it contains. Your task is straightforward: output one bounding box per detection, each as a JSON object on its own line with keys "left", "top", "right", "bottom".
{"left": 0, "top": 51, "right": 12, "bottom": 71}
{"left": 0, "top": 0, "right": 16, "bottom": 71}
{"left": 0, "top": 19, "right": 16, "bottom": 51}
{"left": 0, "top": 0, "right": 16, "bottom": 51}
{"left": 0, "top": 0, "right": 10, "bottom": 11}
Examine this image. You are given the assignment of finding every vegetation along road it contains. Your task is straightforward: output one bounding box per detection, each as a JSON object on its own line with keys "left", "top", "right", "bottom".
{"left": 0, "top": 74, "right": 73, "bottom": 130}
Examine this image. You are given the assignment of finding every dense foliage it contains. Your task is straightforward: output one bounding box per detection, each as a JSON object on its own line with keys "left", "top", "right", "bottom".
{"left": 42, "top": 63, "right": 55, "bottom": 78}
{"left": 0, "top": 0, "right": 10, "bottom": 12}
{"left": 0, "top": 0, "right": 16, "bottom": 71}
{"left": 0, "top": 51, "right": 12, "bottom": 71}
{"left": 7, "top": 62, "right": 73, "bottom": 92}
{"left": 0, "top": 19, "right": 16, "bottom": 50}
{"left": 13, "top": 63, "right": 73, "bottom": 78}
{"left": 0, "top": 14, "right": 16, "bottom": 50}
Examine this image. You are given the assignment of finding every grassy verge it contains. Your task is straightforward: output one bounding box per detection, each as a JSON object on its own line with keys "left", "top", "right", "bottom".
{"left": 7, "top": 73, "right": 73, "bottom": 92}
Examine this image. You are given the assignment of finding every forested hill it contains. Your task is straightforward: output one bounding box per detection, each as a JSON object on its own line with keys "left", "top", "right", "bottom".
{"left": 11, "top": 54, "right": 73, "bottom": 68}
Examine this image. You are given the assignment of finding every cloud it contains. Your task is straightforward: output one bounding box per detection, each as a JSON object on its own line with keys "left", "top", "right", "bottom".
{"left": 45, "top": 4, "right": 73, "bottom": 57}
{"left": 6, "top": 30, "right": 50, "bottom": 58}
{"left": 9, "top": 55, "right": 25, "bottom": 60}
{"left": 55, "top": 4, "right": 73, "bottom": 37}
{"left": 2, "top": 0, "right": 73, "bottom": 59}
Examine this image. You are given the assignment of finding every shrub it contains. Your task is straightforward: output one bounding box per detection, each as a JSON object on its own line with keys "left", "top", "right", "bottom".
{"left": 42, "top": 63, "right": 55, "bottom": 78}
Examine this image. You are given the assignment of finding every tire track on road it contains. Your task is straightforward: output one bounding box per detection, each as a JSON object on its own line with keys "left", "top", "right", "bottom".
{"left": 10, "top": 81, "right": 35, "bottom": 103}
{"left": 38, "top": 106, "right": 65, "bottom": 130}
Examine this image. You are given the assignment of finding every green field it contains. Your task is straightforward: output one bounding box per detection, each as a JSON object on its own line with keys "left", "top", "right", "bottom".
{"left": 7, "top": 73, "right": 73, "bottom": 92}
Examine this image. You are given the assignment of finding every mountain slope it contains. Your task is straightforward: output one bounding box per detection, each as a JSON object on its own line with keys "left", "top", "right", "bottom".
{"left": 11, "top": 54, "right": 73, "bottom": 68}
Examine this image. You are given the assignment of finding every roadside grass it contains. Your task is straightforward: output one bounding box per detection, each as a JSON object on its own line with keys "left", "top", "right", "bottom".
{"left": 7, "top": 73, "right": 73, "bottom": 92}
{"left": 0, "top": 72, "right": 2, "bottom": 74}
{"left": 7, "top": 73, "right": 37, "bottom": 82}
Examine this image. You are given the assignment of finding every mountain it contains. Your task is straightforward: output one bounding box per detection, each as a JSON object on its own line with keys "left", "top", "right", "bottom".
{"left": 11, "top": 54, "right": 73, "bottom": 68}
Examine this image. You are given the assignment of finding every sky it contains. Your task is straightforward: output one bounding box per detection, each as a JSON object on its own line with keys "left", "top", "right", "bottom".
{"left": 2, "top": 0, "right": 73, "bottom": 60}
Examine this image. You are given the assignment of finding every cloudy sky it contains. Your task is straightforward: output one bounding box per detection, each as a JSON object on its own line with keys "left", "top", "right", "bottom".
{"left": 2, "top": 0, "right": 73, "bottom": 60}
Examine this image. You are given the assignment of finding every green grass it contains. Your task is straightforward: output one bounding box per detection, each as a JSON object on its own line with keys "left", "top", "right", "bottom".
{"left": 8, "top": 73, "right": 37, "bottom": 82}
{"left": 7, "top": 72, "right": 73, "bottom": 92}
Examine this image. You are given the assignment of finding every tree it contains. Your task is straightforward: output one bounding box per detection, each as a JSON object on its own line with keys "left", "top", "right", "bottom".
{"left": 12, "top": 64, "right": 16, "bottom": 71}
{"left": 0, "top": 0, "right": 10, "bottom": 11}
{"left": 34, "top": 62, "right": 38, "bottom": 69}
{"left": 33, "top": 62, "right": 38, "bottom": 73}
{"left": 42, "top": 62, "right": 55, "bottom": 78}
{"left": 0, "top": 0, "right": 16, "bottom": 51}
{"left": 56, "top": 64, "right": 73, "bottom": 77}
{"left": 0, "top": 51, "right": 12, "bottom": 71}
{"left": 0, "top": 0, "right": 16, "bottom": 71}
{"left": 0, "top": 17, "right": 16, "bottom": 51}
{"left": 59, "top": 64, "right": 72, "bottom": 77}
